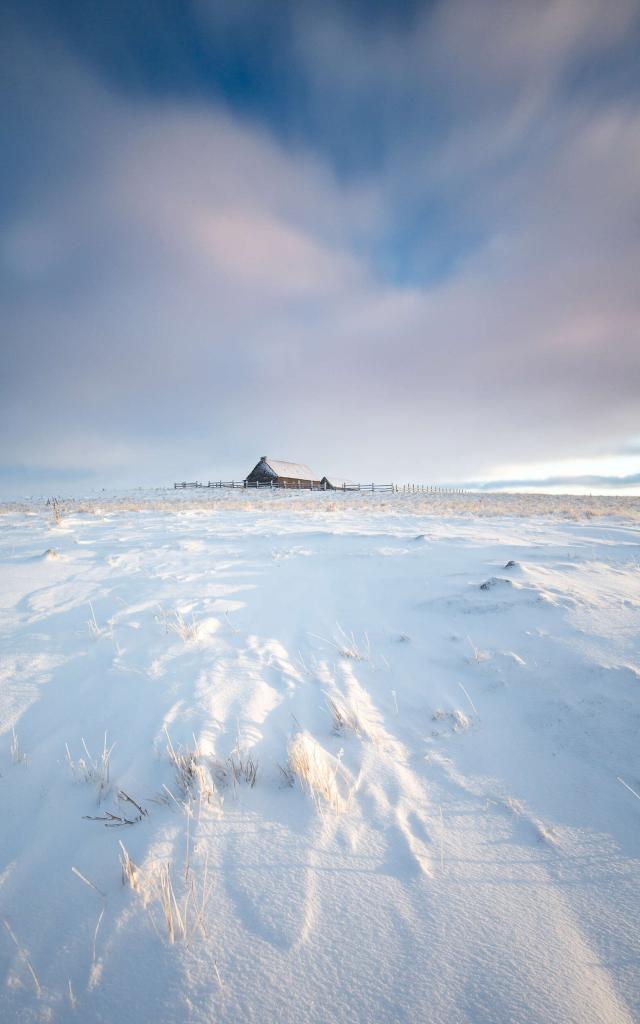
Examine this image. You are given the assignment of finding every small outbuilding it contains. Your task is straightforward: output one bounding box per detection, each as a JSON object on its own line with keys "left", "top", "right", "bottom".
{"left": 245, "top": 456, "right": 322, "bottom": 489}
{"left": 320, "top": 477, "right": 357, "bottom": 491}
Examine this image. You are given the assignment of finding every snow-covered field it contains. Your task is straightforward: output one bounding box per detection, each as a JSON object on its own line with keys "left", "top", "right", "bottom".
{"left": 1, "top": 490, "right": 639, "bottom": 1024}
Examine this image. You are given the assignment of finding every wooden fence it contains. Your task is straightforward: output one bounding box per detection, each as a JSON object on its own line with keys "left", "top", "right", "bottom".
{"left": 174, "top": 480, "right": 467, "bottom": 494}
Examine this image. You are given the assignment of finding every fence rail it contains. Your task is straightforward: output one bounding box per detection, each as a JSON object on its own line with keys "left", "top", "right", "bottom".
{"left": 174, "top": 480, "right": 467, "bottom": 494}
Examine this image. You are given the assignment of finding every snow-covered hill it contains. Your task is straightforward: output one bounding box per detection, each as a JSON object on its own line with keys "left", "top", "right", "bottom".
{"left": 1, "top": 491, "right": 639, "bottom": 1023}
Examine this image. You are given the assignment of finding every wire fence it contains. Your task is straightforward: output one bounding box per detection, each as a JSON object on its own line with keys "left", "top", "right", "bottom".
{"left": 174, "top": 480, "right": 468, "bottom": 494}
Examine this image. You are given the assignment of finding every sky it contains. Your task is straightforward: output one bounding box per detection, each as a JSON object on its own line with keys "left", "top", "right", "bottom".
{"left": 1, "top": 0, "right": 640, "bottom": 495}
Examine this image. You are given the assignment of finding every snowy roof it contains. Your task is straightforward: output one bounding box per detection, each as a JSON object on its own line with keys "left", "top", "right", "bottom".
{"left": 257, "top": 457, "right": 318, "bottom": 481}
{"left": 321, "top": 477, "right": 356, "bottom": 488}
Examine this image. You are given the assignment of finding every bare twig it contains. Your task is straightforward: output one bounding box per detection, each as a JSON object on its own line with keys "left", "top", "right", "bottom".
{"left": 117, "top": 790, "right": 148, "bottom": 817}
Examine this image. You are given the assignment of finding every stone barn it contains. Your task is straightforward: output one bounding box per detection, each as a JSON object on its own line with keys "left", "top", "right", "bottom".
{"left": 245, "top": 457, "right": 322, "bottom": 489}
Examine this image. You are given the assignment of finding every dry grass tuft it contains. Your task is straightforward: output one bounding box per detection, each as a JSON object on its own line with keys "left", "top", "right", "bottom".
{"left": 86, "top": 602, "right": 104, "bottom": 639}
{"left": 132, "top": 855, "right": 212, "bottom": 946}
{"left": 157, "top": 607, "right": 200, "bottom": 642}
{"left": 277, "top": 762, "right": 296, "bottom": 787}
{"left": 119, "top": 841, "right": 139, "bottom": 890}
{"left": 66, "top": 733, "right": 114, "bottom": 803}
{"left": 466, "top": 635, "right": 489, "bottom": 664}
{"left": 158, "top": 863, "right": 184, "bottom": 943}
{"left": 47, "top": 496, "right": 62, "bottom": 525}
{"left": 324, "top": 692, "right": 362, "bottom": 737}
{"left": 287, "top": 731, "right": 354, "bottom": 814}
{"left": 164, "top": 728, "right": 216, "bottom": 806}
{"left": 311, "top": 624, "right": 372, "bottom": 662}
{"left": 225, "top": 747, "right": 258, "bottom": 791}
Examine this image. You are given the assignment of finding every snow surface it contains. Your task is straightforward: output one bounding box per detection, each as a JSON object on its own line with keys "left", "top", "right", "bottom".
{"left": 1, "top": 489, "right": 639, "bottom": 1023}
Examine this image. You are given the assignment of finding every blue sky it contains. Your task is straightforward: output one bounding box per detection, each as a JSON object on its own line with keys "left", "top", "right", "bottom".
{"left": 2, "top": 0, "right": 640, "bottom": 494}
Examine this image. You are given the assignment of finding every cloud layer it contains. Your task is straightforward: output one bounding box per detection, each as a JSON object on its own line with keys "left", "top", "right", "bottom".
{"left": 1, "top": 0, "right": 639, "bottom": 491}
